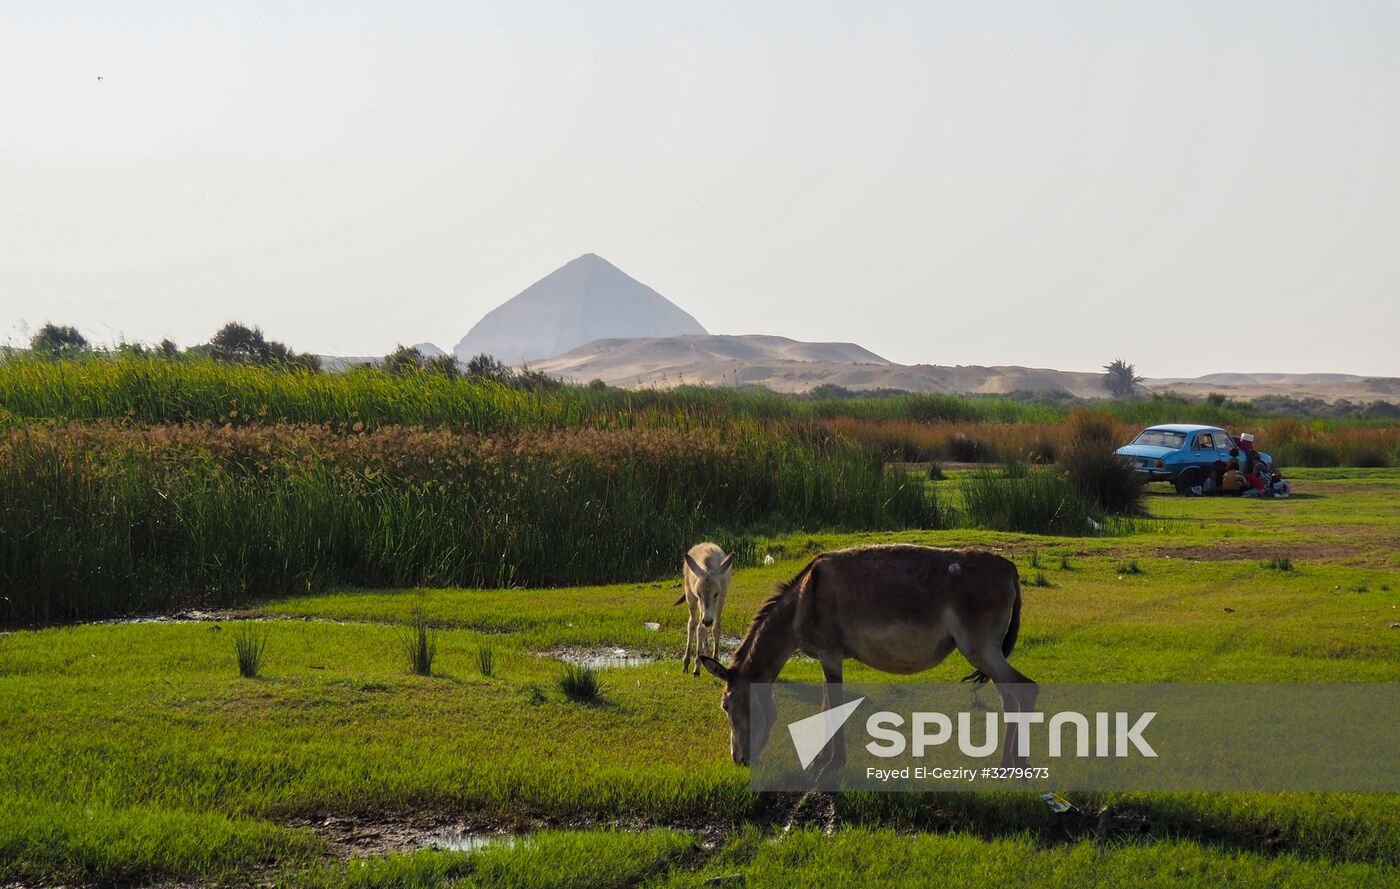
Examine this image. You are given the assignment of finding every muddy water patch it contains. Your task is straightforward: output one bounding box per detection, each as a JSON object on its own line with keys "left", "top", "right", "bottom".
{"left": 94, "top": 608, "right": 232, "bottom": 625}
{"left": 545, "top": 646, "right": 657, "bottom": 669}
{"left": 421, "top": 829, "right": 521, "bottom": 852}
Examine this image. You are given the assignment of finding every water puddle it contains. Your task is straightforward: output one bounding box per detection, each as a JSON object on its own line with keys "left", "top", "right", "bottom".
{"left": 421, "top": 829, "right": 520, "bottom": 853}
{"left": 548, "top": 647, "right": 656, "bottom": 669}
{"left": 97, "top": 609, "right": 229, "bottom": 625}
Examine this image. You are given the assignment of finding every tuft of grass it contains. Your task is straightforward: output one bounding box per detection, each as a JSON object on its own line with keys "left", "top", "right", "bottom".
{"left": 232, "top": 624, "right": 269, "bottom": 678}
{"left": 1264, "top": 555, "right": 1295, "bottom": 571}
{"left": 1028, "top": 572, "right": 1053, "bottom": 588}
{"left": 1058, "top": 552, "right": 1073, "bottom": 570}
{"left": 925, "top": 462, "right": 945, "bottom": 481}
{"left": 1117, "top": 559, "right": 1145, "bottom": 575}
{"left": 477, "top": 645, "right": 496, "bottom": 678}
{"left": 558, "top": 664, "right": 604, "bottom": 704}
{"left": 1028, "top": 548, "right": 1041, "bottom": 569}
{"left": 401, "top": 607, "right": 437, "bottom": 676}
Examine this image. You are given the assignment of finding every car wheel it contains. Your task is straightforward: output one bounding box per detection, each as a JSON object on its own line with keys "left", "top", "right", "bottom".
{"left": 1175, "top": 468, "right": 1203, "bottom": 495}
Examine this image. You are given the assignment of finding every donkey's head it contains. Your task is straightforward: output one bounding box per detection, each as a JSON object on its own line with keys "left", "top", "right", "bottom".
{"left": 698, "top": 656, "right": 776, "bottom": 766}
{"left": 684, "top": 551, "right": 734, "bottom": 628}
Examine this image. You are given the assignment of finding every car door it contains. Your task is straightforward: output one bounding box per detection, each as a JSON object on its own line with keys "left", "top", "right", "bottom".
{"left": 1214, "top": 431, "right": 1237, "bottom": 463}
{"left": 1191, "top": 432, "right": 1216, "bottom": 469}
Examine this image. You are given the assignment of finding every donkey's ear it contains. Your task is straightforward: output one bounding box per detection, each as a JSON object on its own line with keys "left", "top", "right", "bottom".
{"left": 684, "top": 553, "right": 704, "bottom": 576}
{"left": 718, "top": 552, "right": 735, "bottom": 573}
{"left": 698, "top": 656, "right": 729, "bottom": 681}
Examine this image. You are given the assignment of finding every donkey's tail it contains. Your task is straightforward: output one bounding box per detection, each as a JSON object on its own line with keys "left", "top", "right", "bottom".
{"left": 672, "top": 593, "right": 686, "bottom": 606}
{"left": 961, "top": 573, "right": 1022, "bottom": 684}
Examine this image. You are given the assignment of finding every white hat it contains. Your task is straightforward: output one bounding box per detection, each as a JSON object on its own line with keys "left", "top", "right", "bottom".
{"left": 1240, "top": 432, "right": 1255, "bottom": 442}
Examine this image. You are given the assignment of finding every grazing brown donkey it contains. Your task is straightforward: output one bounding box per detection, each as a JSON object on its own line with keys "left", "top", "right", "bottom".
{"left": 699, "top": 544, "right": 1034, "bottom": 769}
{"left": 680, "top": 542, "right": 735, "bottom": 676}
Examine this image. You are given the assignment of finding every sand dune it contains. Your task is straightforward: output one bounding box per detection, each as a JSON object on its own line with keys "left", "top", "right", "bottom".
{"left": 534, "top": 335, "right": 1399, "bottom": 402}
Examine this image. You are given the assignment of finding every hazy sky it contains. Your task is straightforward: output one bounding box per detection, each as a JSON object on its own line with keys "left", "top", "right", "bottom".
{"left": 3, "top": 1, "right": 1397, "bottom": 377}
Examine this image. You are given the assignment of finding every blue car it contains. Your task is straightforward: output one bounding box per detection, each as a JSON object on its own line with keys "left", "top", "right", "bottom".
{"left": 1115, "top": 424, "right": 1272, "bottom": 494}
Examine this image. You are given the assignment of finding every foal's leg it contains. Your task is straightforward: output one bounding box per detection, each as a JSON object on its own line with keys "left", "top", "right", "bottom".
{"left": 961, "top": 645, "right": 1037, "bottom": 768}
{"left": 694, "top": 608, "right": 710, "bottom": 676}
{"left": 683, "top": 598, "right": 698, "bottom": 674}
{"left": 710, "top": 607, "right": 723, "bottom": 667}
{"left": 817, "top": 653, "right": 846, "bottom": 769}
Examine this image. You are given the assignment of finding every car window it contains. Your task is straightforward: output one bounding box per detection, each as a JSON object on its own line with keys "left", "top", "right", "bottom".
{"left": 1195, "top": 433, "right": 1214, "bottom": 449}
{"left": 1132, "top": 430, "right": 1187, "bottom": 448}
{"left": 1215, "top": 432, "right": 1236, "bottom": 450}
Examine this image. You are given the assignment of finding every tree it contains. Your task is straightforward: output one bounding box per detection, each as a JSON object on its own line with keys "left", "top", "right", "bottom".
{"left": 157, "top": 339, "right": 180, "bottom": 359}
{"left": 464, "top": 353, "right": 512, "bottom": 383}
{"left": 209, "top": 323, "right": 270, "bottom": 364}
{"left": 207, "top": 322, "right": 319, "bottom": 371}
{"left": 383, "top": 345, "right": 426, "bottom": 375}
{"left": 382, "top": 346, "right": 458, "bottom": 377}
{"left": 514, "top": 365, "right": 561, "bottom": 392}
{"left": 423, "top": 354, "right": 460, "bottom": 378}
{"left": 1102, "top": 358, "right": 1144, "bottom": 397}
{"left": 30, "top": 324, "right": 88, "bottom": 357}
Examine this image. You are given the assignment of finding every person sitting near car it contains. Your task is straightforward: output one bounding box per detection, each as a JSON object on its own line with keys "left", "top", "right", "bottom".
{"left": 1221, "top": 458, "right": 1247, "bottom": 493}
{"left": 1202, "top": 459, "right": 1227, "bottom": 494}
{"left": 1243, "top": 457, "right": 1268, "bottom": 494}
{"left": 1239, "top": 433, "right": 1260, "bottom": 474}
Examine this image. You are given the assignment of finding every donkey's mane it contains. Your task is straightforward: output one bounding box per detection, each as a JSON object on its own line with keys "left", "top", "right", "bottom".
{"left": 731, "top": 561, "right": 809, "bottom": 671}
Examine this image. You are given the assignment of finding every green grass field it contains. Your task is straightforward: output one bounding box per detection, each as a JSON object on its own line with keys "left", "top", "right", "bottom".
{"left": 1, "top": 468, "right": 1397, "bottom": 887}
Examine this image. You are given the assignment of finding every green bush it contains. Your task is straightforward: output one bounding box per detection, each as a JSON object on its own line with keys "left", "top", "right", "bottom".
{"left": 945, "top": 433, "right": 996, "bottom": 463}
{"left": 958, "top": 467, "right": 1099, "bottom": 535}
{"left": 1060, "top": 440, "right": 1145, "bottom": 516}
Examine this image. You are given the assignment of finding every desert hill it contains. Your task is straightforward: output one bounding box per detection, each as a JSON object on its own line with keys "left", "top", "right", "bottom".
{"left": 534, "top": 335, "right": 1400, "bottom": 402}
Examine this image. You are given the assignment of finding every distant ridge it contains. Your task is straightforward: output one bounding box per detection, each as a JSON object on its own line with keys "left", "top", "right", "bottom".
{"left": 454, "top": 254, "right": 707, "bottom": 364}
{"left": 538, "top": 334, "right": 890, "bottom": 379}
{"left": 532, "top": 334, "right": 1400, "bottom": 402}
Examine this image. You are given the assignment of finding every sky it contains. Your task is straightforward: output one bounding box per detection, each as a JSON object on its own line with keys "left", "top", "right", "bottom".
{"left": 2, "top": 1, "right": 1397, "bottom": 377}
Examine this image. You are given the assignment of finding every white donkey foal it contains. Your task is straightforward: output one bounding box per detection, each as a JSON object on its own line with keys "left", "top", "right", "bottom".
{"left": 681, "top": 542, "right": 734, "bottom": 676}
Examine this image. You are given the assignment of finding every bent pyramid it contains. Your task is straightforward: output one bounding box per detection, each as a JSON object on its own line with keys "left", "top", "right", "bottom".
{"left": 453, "top": 254, "right": 708, "bottom": 364}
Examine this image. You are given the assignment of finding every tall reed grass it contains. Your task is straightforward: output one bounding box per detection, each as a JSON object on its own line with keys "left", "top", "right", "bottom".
{"left": 827, "top": 414, "right": 1398, "bottom": 469}
{"left": 0, "top": 355, "right": 1050, "bottom": 431}
{"left": 3, "top": 356, "right": 1394, "bottom": 448}
{"left": 0, "top": 421, "right": 935, "bottom": 623}
{"left": 958, "top": 466, "right": 1099, "bottom": 536}
{"left": 1261, "top": 420, "right": 1399, "bottom": 468}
